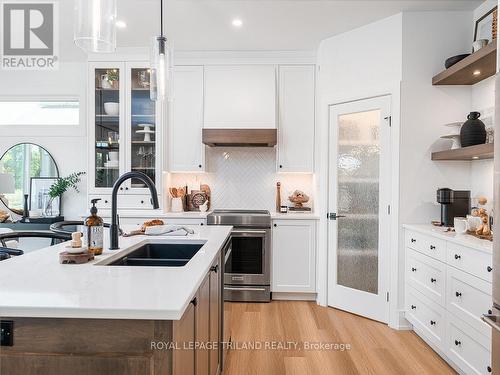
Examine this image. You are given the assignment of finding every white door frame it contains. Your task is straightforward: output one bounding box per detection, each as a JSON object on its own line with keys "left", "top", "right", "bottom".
{"left": 327, "top": 95, "right": 392, "bottom": 323}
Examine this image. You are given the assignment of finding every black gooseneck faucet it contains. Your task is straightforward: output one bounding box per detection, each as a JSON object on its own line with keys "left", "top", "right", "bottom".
{"left": 110, "top": 172, "right": 160, "bottom": 250}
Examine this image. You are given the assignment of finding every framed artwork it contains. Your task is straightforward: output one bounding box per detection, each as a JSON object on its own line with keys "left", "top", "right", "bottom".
{"left": 29, "top": 177, "right": 59, "bottom": 215}
{"left": 474, "top": 6, "right": 498, "bottom": 43}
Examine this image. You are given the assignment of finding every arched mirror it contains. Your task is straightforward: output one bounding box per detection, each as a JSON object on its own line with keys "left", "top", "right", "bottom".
{"left": 0, "top": 143, "right": 59, "bottom": 215}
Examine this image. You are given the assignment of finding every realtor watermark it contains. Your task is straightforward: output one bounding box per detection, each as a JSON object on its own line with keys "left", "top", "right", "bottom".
{"left": 1, "top": 1, "right": 59, "bottom": 70}
{"left": 151, "top": 341, "right": 352, "bottom": 352}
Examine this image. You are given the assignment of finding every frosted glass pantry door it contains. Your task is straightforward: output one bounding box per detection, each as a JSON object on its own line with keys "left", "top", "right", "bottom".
{"left": 327, "top": 96, "right": 391, "bottom": 323}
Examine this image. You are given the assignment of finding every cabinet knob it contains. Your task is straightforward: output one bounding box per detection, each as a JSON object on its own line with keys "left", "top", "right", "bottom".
{"left": 454, "top": 254, "right": 461, "bottom": 260}
{"left": 455, "top": 291, "right": 462, "bottom": 297}
{"left": 200, "top": 222, "right": 204, "bottom": 226}
{"left": 430, "top": 278, "right": 437, "bottom": 283}
{"left": 411, "top": 238, "right": 416, "bottom": 243}
{"left": 274, "top": 224, "right": 277, "bottom": 227}
{"left": 411, "top": 305, "right": 416, "bottom": 310}
{"left": 125, "top": 187, "right": 129, "bottom": 190}
{"left": 120, "top": 187, "right": 123, "bottom": 191}
{"left": 430, "top": 320, "right": 436, "bottom": 326}
{"left": 104, "top": 200, "right": 108, "bottom": 204}
{"left": 454, "top": 340, "right": 461, "bottom": 346}
{"left": 488, "top": 309, "right": 492, "bottom": 314}
{"left": 141, "top": 200, "right": 144, "bottom": 204}
{"left": 487, "top": 266, "right": 493, "bottom": 272}
{"left": 191, "top": 297, "right": 197, "bottom": 307}
{"left": 198, "top": 164, "right": 202, "bottom": 168}
{"left": 210, "top": 264, "right": 219, "bottom": 273}
{"left": 279, "top": 165, "right": 283, "bottom": 169}
{"left": 430, "top": 245, "right": 436, "bottom": 250}
{"left": 487, "top": 366, "right": 492, "bottom": 373}
{"left": 411, "top": 267, "right": 417, "bottom": 272}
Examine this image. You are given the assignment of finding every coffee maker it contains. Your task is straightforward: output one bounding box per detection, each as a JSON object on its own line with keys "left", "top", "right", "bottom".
{"left": 436, "top": 188, "right": 471, "bottom": 227}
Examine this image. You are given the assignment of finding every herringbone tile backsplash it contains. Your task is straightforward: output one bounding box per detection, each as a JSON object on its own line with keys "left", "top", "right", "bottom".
{"left": 168, "top": 147, "right": 314, "bottom": 211}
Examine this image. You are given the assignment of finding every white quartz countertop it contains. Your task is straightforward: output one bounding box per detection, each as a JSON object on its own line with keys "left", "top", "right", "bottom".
{"left": 0, "top": 225, "right": 231, "bottom": 320}
{"left": 85, "top": 210, "right": 320, "bottom": 221}
{"left": 403, "top": 224, "right": 493, "bottom": 254}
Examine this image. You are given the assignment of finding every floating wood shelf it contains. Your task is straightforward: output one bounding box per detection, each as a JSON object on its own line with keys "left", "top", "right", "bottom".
{"left": 431, "top": 143, "right": 494, "bottom": 161}
{"left": 432, "top": 42, "right": 497, "bottom": 85}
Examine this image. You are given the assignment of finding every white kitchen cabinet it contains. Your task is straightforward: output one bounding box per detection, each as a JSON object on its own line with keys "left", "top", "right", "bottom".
{"left": 404, "top": 227, "right": 493, "bottom": 374}
{"left": 203, "top": 65, "right": 276, "bottom": 129}
{"left": 88, "top": 61, "right": 162, "bottom": 209}
{"left": 272, "top": 220, "right": 316, "bottom": 293}
{"left": 277, "top": 65, "right": 315, "bottom": 172}
{"left": 169, "top": 66, "right": 205, "bottom": 172}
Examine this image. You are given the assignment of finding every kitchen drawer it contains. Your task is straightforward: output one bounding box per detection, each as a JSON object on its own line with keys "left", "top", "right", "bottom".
{"left": 89, "top": 195, "right": 161, "bottom": 210}
{"left": 407, "top": 249, "right": 446, "bottom": 307}
{"left": 405, "top": 285, "right": 446, "bottom": 351}
{"left": 446, "top": 266, "right": 492, "bottom": 338}
{"left": 405, "top": 230, "right": 446, "bottom": 262}
{"left": 447, "top": 243, "right": 493, "bottom": 283}
{"left": 446, "top": 317, "right": 491, "bottom": 375}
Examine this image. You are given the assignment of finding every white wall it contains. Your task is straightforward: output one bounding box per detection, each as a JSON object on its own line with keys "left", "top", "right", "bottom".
{"left": 316, "top": 14, "right": 403, "bottom": 323}
{"left": 0, "top": 62, "right": 88, "bottom": 220}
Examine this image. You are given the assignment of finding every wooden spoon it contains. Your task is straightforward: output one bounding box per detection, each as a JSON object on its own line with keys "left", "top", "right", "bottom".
{"left": 171, "top": 187, "right": 178, "bottom": 198}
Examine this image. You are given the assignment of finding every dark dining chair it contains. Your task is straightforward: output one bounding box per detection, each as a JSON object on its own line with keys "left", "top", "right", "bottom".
{"left": 50, "top": 221, "right": 120, "bottom": 236}
{"left": 0, "top": 231, "right": 71, "bottom": 261}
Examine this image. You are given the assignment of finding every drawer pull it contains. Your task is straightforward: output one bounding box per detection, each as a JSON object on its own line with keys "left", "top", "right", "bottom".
{"left": 430, "top": 320, "right": 436, "bottom": 326}
{"left": 430, "top": 278, "right": 437, "bottom": 283}
{"left": 454, "top": 254, "right": 461, "bottom": 260}
{"left": 411, "top": 305, "right": 416, "bottom": 310}
{"left": 487, "top": 266, "right": 493, "bottom": 272}
{"left": 430, "top": 245, "right": 436, "bottom": 250}
{"left": 487, "top": 366, "right": 492, "bottom": 373}
{"left": 411, "top": 238, "right": 416, "bottom": 243}
{"left": 454, "top": 340, "right": 461, "bottom": 346}
{"left": 411, "top": 267, "right": 417, "bottom": 272}
{"left": 455, "top": 291, "right": 462, "bottom": 297}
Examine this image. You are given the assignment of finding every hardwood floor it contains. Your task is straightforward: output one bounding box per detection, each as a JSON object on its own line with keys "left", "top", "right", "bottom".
{"left": 223, "top": 301, "right": 455, "bottom": 375}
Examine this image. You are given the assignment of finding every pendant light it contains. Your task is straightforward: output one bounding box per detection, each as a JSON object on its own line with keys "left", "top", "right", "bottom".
{"left": 150, "top": 0, "right": 172, "bottom": 102}
{"left": 74, "top": 0, "right": 117, "bottom": 53}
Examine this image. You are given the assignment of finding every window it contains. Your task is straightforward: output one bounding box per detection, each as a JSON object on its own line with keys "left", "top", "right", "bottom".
{"left": 0, "top": 100, "right": 79, "bottom": 126}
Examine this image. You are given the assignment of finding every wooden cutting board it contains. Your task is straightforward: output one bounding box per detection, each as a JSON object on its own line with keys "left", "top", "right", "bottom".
{"left": 59, "top": 251, "right": 95, "bottom": 264}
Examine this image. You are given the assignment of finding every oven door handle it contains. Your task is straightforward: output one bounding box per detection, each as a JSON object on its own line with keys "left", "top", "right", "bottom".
{"left": 225, "top": 286, "right": 267, "bottom": 291}
{"left": 231, "top": 229, "right": 267, "bottom": 236}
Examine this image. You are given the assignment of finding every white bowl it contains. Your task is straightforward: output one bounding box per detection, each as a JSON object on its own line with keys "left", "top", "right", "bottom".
{"left": 104, "top": 102, "right": 119, "bottom": 116}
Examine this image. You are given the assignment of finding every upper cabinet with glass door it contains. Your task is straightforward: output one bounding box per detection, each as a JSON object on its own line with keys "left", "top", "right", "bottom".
{"left": 127, "top": 65, "right": 159, "bottom": 192}
{"left": 93, "top": 66, "right": 124, "bottom": 190}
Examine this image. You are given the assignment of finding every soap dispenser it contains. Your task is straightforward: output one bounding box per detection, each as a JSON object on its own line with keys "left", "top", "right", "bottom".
{"left": 84, "top": 198, "right": 104, "bottom": 255}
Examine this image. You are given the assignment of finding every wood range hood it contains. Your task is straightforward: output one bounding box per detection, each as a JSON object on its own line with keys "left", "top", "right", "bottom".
{"left": 202, "top": 129, "right": 277, "bottom": 147}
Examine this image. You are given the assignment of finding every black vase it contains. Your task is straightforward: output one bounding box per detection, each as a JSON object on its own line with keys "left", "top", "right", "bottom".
{"left": 460, "top": 112, "right": 486, "bottom": 148}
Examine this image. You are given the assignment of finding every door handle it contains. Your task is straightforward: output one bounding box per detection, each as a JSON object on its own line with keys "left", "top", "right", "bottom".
{"left": 482, "top": 314, "right": 500, "bottom": 333}
{"left": 328, "top": 213, "right": 346, "bottom": 220}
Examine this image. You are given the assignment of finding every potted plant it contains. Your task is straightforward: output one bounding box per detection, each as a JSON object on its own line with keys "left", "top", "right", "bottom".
{"left": 46, "top": 172, "right": 85, "bottom": 216}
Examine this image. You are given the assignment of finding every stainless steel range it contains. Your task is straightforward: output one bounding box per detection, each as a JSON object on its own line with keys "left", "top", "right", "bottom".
{"left": 207, "top": 209, "right": 271, "bottom": 302}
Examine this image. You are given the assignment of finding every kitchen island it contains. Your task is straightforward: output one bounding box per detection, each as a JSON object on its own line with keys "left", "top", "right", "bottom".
{"left": 0, "top": 225, "right": 231, "bottom": 375}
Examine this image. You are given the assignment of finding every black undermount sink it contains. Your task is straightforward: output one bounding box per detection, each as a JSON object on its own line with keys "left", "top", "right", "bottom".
{"left": 108, "top": 243, "right": 203, "bottom": 267}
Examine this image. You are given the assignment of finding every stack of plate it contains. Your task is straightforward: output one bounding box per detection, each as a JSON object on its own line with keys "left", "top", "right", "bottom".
{"left": 440, "top": 122, "right": 462, "bottom": 149}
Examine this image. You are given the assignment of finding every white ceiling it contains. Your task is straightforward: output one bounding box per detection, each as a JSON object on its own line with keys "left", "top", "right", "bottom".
{"left": 62, "top": 0, "right": 482, "bottom": 60}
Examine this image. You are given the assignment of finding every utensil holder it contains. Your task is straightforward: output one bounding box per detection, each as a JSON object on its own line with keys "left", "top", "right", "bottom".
{"left": 171, "top": 197, "right": 184, "bottom": 212}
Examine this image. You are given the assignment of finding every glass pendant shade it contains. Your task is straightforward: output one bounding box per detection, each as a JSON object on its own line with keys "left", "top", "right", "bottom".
{"left": 150, "top": 37, "right": 173, "bottom": 102}
{"left": 74, "top": 0, "right": 117, "bottom": 53}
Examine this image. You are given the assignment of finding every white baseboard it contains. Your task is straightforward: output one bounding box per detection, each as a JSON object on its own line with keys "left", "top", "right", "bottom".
{"left": 272, "top": 292, "right": 317, "bottom": 301}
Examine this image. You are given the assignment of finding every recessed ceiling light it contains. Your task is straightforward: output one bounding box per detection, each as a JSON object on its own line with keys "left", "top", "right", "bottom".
{"left": 232, "top": 19, "right": 243, "bottom": 28}
{"left": 472, "top": 156, "right": 479, "bottom": 159}
{"left": 473, "top": 70, "right": 481, "bottom": 76}
{"left": 115, "top": 20, "right": 127, "bottom": 29}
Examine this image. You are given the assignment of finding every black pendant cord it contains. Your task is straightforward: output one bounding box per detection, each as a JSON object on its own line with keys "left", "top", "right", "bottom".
{"left": 160, "top": 0, "right": 164, "bottom": 37}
